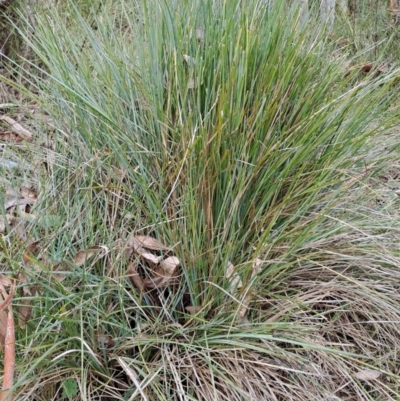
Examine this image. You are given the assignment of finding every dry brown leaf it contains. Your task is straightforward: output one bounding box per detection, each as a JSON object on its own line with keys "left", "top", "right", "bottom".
{"left": 5, "top": 189, "right": 17, "bottom": 197}
{"left": 17, "top": 273, "right": 32, "bottom": 297}
{"left": 226, "top": 261, "right": 243, "bottom": 289}
{"left": 148, "top": 257, "right": 180, "bottom": 288}
{"left": 142, "top": 276, "right": 167, "bottom": 289}
{"left": 127, "top": 263, "right": 145, "bottom": 291}
{"left": 128, "top": 235, "right": 170, "bottom": 251}
{"left": 185, "top": 306, "right": 202, "bottom": 315}
{"left": 0, "top": 116, "right": 33, "bottom": 141}
{"left": 360, "top": 63, "right": 373, "bottom": 73}
{"left": 139, "top": 252, "right": 163, "bottom": 266}
{"left": 17, "top": 300, "right": 32, "bottom": 329}
{"left": 19, "top": 187, "right": 37, "bottom": 200}
{"left": 17, "top": 273, "right": 32, "bottom": 329}
{"left": 0, "top": 276, "right": 12, "bottom": 289}
{"left": 73, "top": 246, "right": 102, "bottom": 267}
{"left": 25, "top": 241, "right": 39, "bottom": 254}
{"left": 4, "top": 197, "right": 35, "bottom": 210}
{"left": 252, "top": 258, "right": 263, "bottom": 273}
{"left": 226, "top": 261, "right": 235, "bottom": 277}
{"left": 52, "top": 263, "right": 69, "bottom": 283}
{"left": 156, "top": 256, "right": 180, "bottom": 277}
{"left": 354, "top": 369, "right": 381, "bottom": 381}
{"left": 14, "top": 220, "right": 27, "bottom": 242}
{"left": 0, "top": 133, "right": 24, "bottom": 143}
{"left": 22, "top": 241, "right": 40, "bottom": 264}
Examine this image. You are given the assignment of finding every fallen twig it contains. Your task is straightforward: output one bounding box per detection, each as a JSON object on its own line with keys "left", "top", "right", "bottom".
{"left": 0, "top": 116, "right": 33, "bottom": 142}
{"left": 0, "top": 280, "right": 15, "bottom": 401}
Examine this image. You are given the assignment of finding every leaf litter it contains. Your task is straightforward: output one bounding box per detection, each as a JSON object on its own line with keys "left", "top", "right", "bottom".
{"left": 128, "top": 234, "right": 171, "bottom": 252}
{"left": 126, "top": 235, "right": 180, "bottom": 290}
{"left": 0, "top": 222, "right": 261, "bottom": 398}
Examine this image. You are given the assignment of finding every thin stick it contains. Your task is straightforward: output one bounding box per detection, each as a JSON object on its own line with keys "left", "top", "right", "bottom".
{"left": 0, "top": 282, "right": 15, "bottom": 401}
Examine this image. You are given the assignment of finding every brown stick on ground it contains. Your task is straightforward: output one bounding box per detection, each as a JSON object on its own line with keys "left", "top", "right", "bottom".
{"left": 0, "top": 281, "right": 15, "bottom": 401}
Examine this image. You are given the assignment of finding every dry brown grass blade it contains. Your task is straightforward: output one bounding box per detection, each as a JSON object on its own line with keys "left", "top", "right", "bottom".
{"left": 0, "top": 278, "right": 15, "bottom": 401}
{"left": 117, "top": 357, "right": 149, "bottom": 401}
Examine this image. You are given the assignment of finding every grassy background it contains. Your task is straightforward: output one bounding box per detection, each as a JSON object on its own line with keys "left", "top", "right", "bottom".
{"left": 1, "top": 0, "right": 400, "bottom": 400}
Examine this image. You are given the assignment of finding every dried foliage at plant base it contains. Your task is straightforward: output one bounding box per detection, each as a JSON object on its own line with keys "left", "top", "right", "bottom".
{"left": 126, "top": 235, "right": 180, "bottom": 290}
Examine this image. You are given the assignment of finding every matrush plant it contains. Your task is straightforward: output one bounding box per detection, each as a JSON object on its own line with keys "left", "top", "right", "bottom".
{"left": 2, "top": 0, "right": 400, "bottom": 400}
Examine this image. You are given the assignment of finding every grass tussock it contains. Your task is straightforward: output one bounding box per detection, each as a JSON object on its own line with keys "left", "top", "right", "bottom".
{"left": 1, "top": 0, "right": 400, "bottom": 400}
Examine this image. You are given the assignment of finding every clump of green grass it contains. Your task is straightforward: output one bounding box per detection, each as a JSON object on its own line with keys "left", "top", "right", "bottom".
{"left": 2, "top": 0, "right": 400, "bottom": 399}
